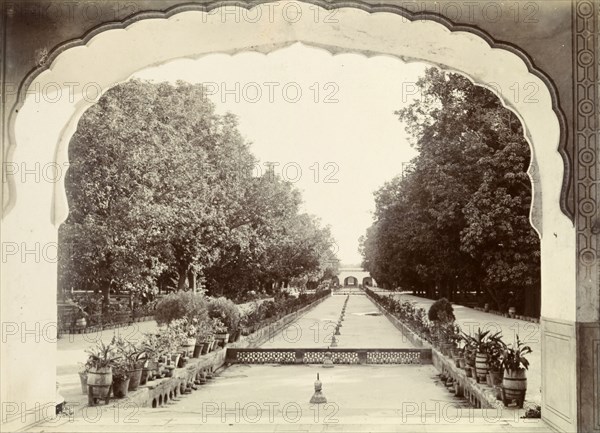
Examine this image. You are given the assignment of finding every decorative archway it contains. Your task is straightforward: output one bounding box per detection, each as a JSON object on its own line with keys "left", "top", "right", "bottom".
{"left": 344, "top": 276, "right": 358, "bottom": 287}
{"left": 0, "top": 2, "right": 593, "bottom": 432}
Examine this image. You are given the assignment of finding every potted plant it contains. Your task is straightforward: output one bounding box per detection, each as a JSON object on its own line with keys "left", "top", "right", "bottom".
{"left": 74, "top": 309, "right": 88, "bottom": 331}
{"left": 196, "top": 319, "right": 216, "bottom": 354}
{"left": 207, "top": 297, "right": 240, "bottom": 343}
{"left": 182, "top": 318, "right": 200, "bottom": 356}
{"left": 111, "top": 357, "right": 131, "bottom": 398}
{"left": 463, "top": 328, "right": 497, "bottom": 383}
{"left": 85, "top": 341, "right": 117, "bottom": 404}
{"left": 141, "top": 332, "right": 161, "bottom": 380}
{"left": 501, "top": 335, "right": 532, "bottom": 408}
{"left": 486, "top": 333, "right": 506, "bottom": 386}
{"left": 66, "top": 298, "right": 88, "bottom": 330}
{"left": 461, "top": 335, "right": 476, "bottom": 378}
{"left": 112, "top": 335, "right": 145, "bottom": 391}
{"left": 212, "top": 319, "right": 229, "bottom": 348}
{"left": 157, "top": 321, "right": 184, "bottom": 367}
{"left": 165, "top": 319, "right": 189, "bottom": 372}
{"left": 453, "top": 345, "right": 464, "bottom": 368}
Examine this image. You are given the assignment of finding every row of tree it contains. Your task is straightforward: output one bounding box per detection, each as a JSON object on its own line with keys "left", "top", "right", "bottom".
{"left": 360, "top": 69, "right": 540, "bottom": 316}
{"left": 59, "top": 80, "right": 338, "bottom": 303}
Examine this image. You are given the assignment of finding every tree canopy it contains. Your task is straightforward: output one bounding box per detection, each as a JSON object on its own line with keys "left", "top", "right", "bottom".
{"left": 360, "top": 69, "right": 540, "bottom": 316}
{"left": 59, "top": 79, "right": 338, "bottom": 302}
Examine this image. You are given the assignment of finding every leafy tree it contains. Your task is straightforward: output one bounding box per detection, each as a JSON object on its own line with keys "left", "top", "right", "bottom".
{"left": 361, "top": 68, "right": 540, "bottom": 315}
{"left": 60, "top": 79, "right": 338, "bottom": 304}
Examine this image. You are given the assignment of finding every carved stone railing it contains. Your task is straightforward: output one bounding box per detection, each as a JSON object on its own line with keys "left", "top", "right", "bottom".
{"left": 225, "top": 348, "right": 432, "bottom": 365}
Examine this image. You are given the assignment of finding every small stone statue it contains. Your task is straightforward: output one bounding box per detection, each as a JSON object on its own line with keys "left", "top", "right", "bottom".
{"left": 310, "top": 373, "right": 327, "bottom": 404}
{"left": 330, "top": 336, "right": 338, "bottom": 348}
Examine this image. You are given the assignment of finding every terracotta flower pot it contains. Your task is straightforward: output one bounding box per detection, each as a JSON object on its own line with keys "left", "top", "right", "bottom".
{"left": 182, "top": 338, "right": 196, "bottom": 356}
{"left": 489, "top": 370, "right": 503, "bottom": 386}
{"left": 200, "top": 343, "right": 210, "bottom": 355}
{"left": 128, "top": 368, "right": 142, "bottom": 391}
{"left": 193, "top": 344, "right": 203, "bottom": 358}
{"left": 215, "top": 333, "right": 229, "bottom": 347}
{"left": 140, "top": 368, "right": 150, "bottom": 385}
{"left": 147, "top": 359, "right": 159, "bottom": 379}
{"left": 112, "top": 376, "right": 130, "bottom": 398}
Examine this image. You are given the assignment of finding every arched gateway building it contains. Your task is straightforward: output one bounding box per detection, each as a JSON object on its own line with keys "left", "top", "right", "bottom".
{"left": 335, "top": 266, "right": 376, "bottom": 287}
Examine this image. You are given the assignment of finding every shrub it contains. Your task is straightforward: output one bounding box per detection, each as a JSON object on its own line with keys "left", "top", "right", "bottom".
{"left": 428, "top": 298, "right": 455, "bottom": 322}
{"left": 259, "top": 300, "right": 278, "bottom": 319}
{"left": 154, "top": 291, "right": 208, "bottom": 325}
{"left": 207, "top": 297, "right": 241, "bottom": 335}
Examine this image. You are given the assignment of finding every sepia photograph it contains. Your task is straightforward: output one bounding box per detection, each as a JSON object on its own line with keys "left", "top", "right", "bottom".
{"left": 0, "top": 1, "right": 598, "bottom": 432}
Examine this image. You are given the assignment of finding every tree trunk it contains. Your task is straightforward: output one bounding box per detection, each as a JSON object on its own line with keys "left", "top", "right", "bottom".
{"left": 101, "top": 285, "right": 110, "bottom": 313}
{"left": 188, "top": 270, "right": 197, "bottom": 293}
{"left": 177, "top": 266, "right": 188, "bottom": 291}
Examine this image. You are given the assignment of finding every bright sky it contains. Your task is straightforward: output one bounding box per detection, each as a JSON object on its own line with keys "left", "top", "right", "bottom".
{"left": 134, "top": 43, "right": 427, "bottom": 265}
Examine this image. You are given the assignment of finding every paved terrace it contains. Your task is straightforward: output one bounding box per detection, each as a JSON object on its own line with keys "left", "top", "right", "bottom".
{"left": 36, "top": 291, "right": 547, "bottom": 432}
{"left": 31, "top": 364, "right": 547, "bottom": 432}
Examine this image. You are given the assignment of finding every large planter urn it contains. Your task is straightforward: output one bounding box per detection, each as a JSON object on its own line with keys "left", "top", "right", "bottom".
{"left": 86, "top": 367, "right": 112, "bottom": 404}
{"left": 502, "top": 369, "right": 527, "bottom": 408}
{"left": 475, "top": 352, "right": 489, "bottom": 382}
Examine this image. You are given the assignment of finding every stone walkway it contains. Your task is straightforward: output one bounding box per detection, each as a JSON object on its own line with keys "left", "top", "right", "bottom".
{"left": 262, "top": 291, "right": 415, "bottom": 348}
